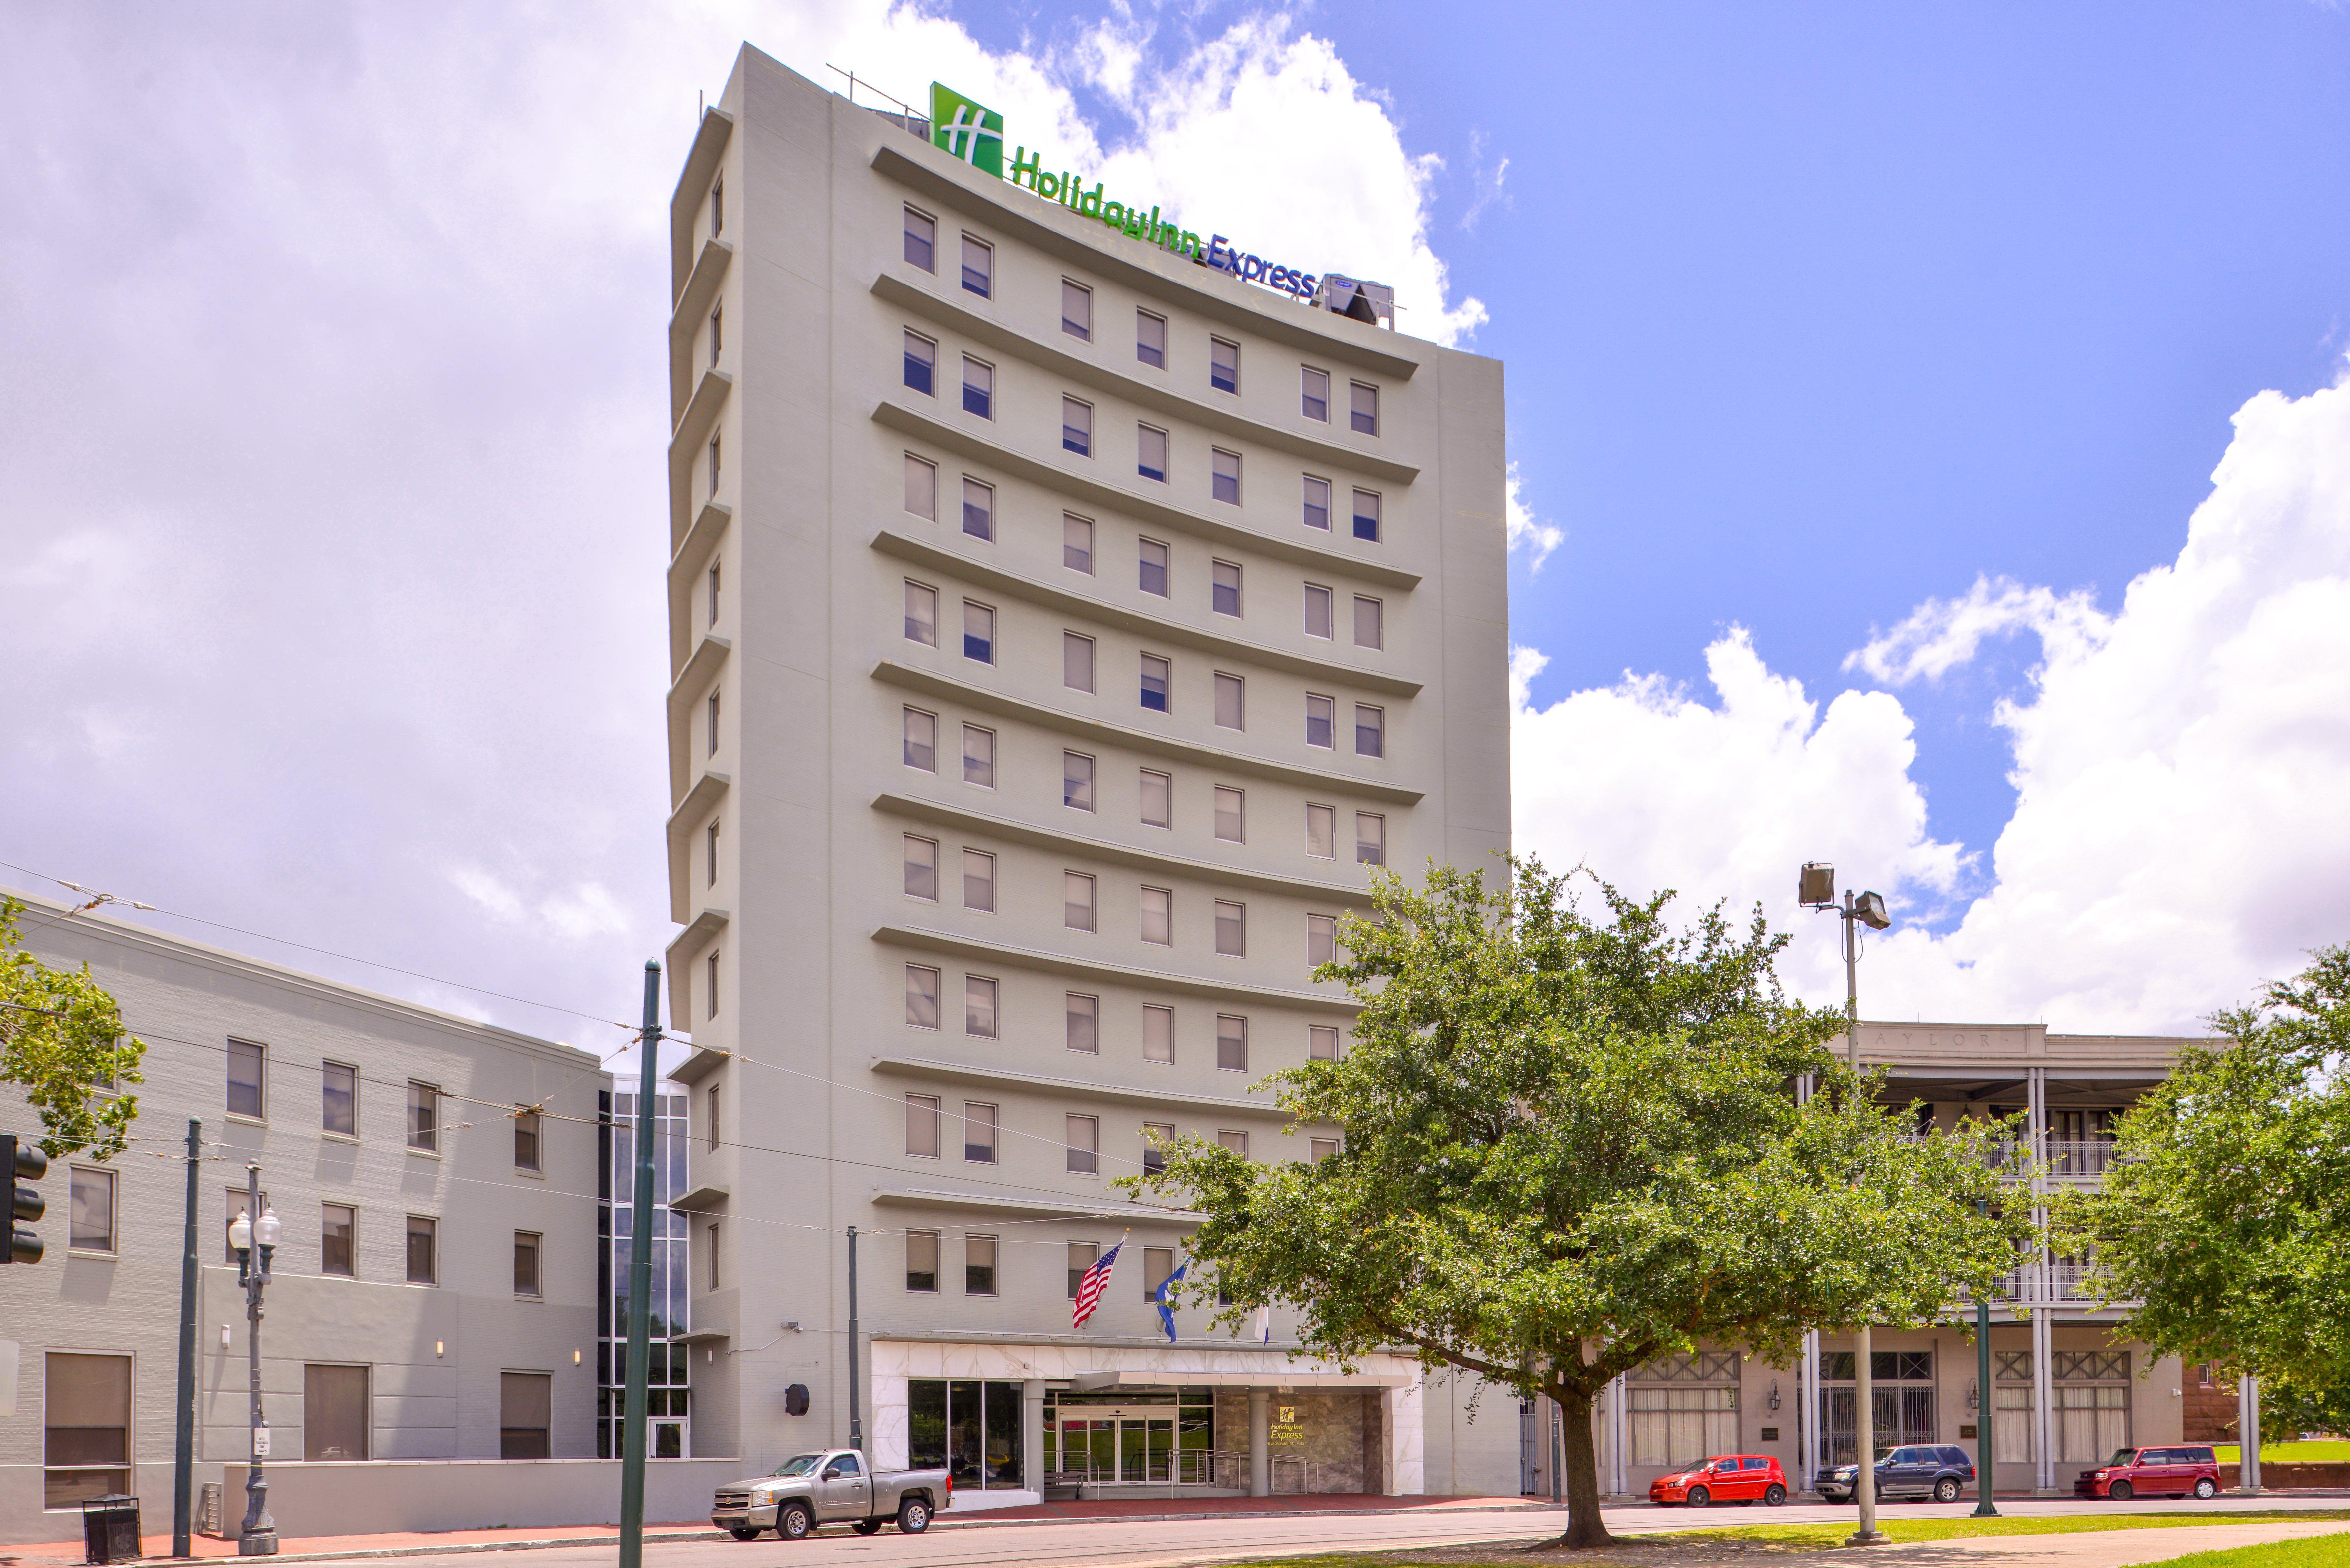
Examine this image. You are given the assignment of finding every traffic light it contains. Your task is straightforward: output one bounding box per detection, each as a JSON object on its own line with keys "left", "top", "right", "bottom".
{"left": 1, "top": 1134, "right": 46, "bottom": 1265}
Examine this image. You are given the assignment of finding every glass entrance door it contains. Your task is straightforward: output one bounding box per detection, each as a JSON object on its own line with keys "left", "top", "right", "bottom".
{"left": 1061, "top": 1413, "right": 1176, "bottom": 1482}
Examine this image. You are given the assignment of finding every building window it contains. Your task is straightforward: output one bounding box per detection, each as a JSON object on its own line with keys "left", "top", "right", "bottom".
{"left": 295, "top": 1364, "right": 376, "bottom": 1464}
{"left": 1355, "top": 598, "right": 1385, "bottom": 651}
{"left": 1310, "top": 1137, "right": 1339, "bottom": 1164}
{"left": 907, "top": 1230, "right": 940, "bottom": 1291}
{"left": 708, "top": 559, "right": 720, "bottom": 625}
{"left": 903, "top": 330, "right": 936, "bottom": 395}
{"left": 500, "top": 1371, "right": 550, "bottom": 1460}
{"left": 706, "top": 819, "right": 720, "bottom": 886}
{"left": 514, "top": 1231, "right": 542, "bottom": 1297}
{"left": 1217, "top": 1129, "right": 1249, "bottom": 1157}
{"left": 1211, "top": 448, "right": 1241, "bottom": 505}
{"left": 1066, "top": 992, "right": 1099, "bottom": 1053}
{"left": 1064, "top": 631, "right": 1096, "bottom": 693}
{"left": 1139, "top": 769, "right": 1171, "bottom": 829}
{"left": 707, "top": 1084, "right": 721, "bottom": 1152}
{"left": 1063, "top": 514, "right": 1094, "bottom": 573}
{"left": 904, "top": 580, "right": 938, "bottom": 646}
{"left": 406, "top": 1215, "right": 438, "bottom": 1285}
{"left": 68, "top": 1166, "right": 115, "bottom": 1253}
{"left": 961, "top": 356, "right": 993, "bottom": 419}
{"left": 708, "top": 434, "right": 721, "bottom": 498}
{"left": 225, "top": 1185, "right": 251, "bottom": 1262}
{"left": 322, "top": 1060, "right": 356, "bottom": 1137}
{"left": 1142, "top": 1122, "right": 1174, "bottom": 1175}
{"left": 407, "top": 1081, "right": 439, "bottom": 1152}
{"left": 1139, "top": 538, "right": 1170, "bottom": 596}
{"left": 1351, "top": 381, "right": 1380, "bottom": 435}
{"left": 1301, "top": 366, "right": 1330, "bottom": 421}
{"left": 707, "top": 688, "right": 720, "bottom": 755}
{"left": 228, "top": 1038, "right": 265, "bottom": 1119}
{"left": 1142, "top": 1245, "right": 1177, "bottom": 1302}
{"left": 1305, "top": 694, "right": 1335, "bottom": 749}
{"left": 321, "top": 1203, "right": 355, "bottom": 1276}
{"left": 1302, "top": 475, "right": 1331, "bottom": 531}
{"left": 1062, "top": 279, "right": 1093, "bottom": 340}
{"left": 1353, "top": 488, "right": 1381, "bottom": 542}
{"left": 906, "top": 1094, "right": 942, "bottom": 1158}
{"left": 962, "top": 724, "right": 995, "bottom": 788}
{"left": 904, "top": 206, "right": 936, "bottom": 271}
{"left": 1141, "top": 887, "right": 1173, "bottom": 946}
{"left": 515, "top": 1108, "right": 542, "bottom": 1173}
{"left": 961, "top": 477, "right": 994, "bottom": 541}
{"left": 1629, "top": 1385, "right": 1739, "bottom": 1469}
{"left": 1064, "top": 871, "right": 1097, "bottom": 932}
{"left": 904, "top": 707, "right": 938, "bottom": 771}
{"left": 962, "top": 848, "right": 996, "bottom": 913}
{"left": 904, "top": 453, "right": 937, "bottom": 518}
{"left": 1065, "top": 1115, "right": 1099, "bottom": 1175}
{"left": 1066, "top": 1242, "right": 1098, "bottom": 1298}
{"left": 1143, "top": 1004, "right": 1175, "bottom": 1063}
{"left": 709, "top": 177, "right": 723, "bottom": 238}
{"left": 903, "top": 835, "right": 938, "bottom": 901}
{"left": 1063, "top": 750, "right": 1095, "bottom": 811}
{"left": 1214, "top": 786, "right": 1245, "bottom": 843}
{"left": 1138, "top": 424, "right": 1168, "bottom": 483}
{"left": 709, "top": 1222, "right": 723, "bottom": 1289}
{"left": 1216, "top": 1014, "right": 1248, "bottom": 1071}
{"left": 1136, "top": 309, "right": 1166, "bottom": 368}
{"left": 1140, "top": 654, "right": 1171, "bottom": 713}
{"left": 1355, "top": 705, "right": 1385, "bottom": 758}
{"left": 965, "top": 975, "right": 999, "bottom": 1038}
{"left": 963, "top": 1101, "right": 998, "bottom": 1163}
{"left": 965, "top": 1234, "right": 998, "bottom": 1294}
{"left": 1215, "top": 900, "right": 1246, "bottom": 957}
{"left": 906, "top": 965, "right": 941, "bottom": 1029}
{"left": 1212, "top": 560, "right": 1242, "bottom": 616}
{"left": 962, "top": 600, "right": 995, "bottom": 663}
{"left": 706, "top": 949, "right": 719, "bottom": 1019}
{"left": 1357, "top": 811, "right": 1387, "bottom": 865}
{"left": 1310, "top": 1024, "right": 1342, "bottom": 1061}
{"left": 1303, "top": 584, "right": 1333, "bottom": 639}
{"left": 1209, "top": 337, "right": 1239, "bottom": 394}
{"left": 43, "top": 1352, "right": 131, "bottom": 1507}
{"left": 1063, "top": 396, "right": 1092, "bottom": 456}
{"left": 1308, "top": 914, "right": 1338, "bottom": 967}
{"left": 961, "top": 234, "right": 993, "bottom": 297}
{"left": 1214, "top": 672, "right": 1244, "bottom": 730}
{"left": 1306, "top": 803, "right": 1336, "bottom": 858}
{"left": 709, "top": 306, "right": 721, "bottom": 368}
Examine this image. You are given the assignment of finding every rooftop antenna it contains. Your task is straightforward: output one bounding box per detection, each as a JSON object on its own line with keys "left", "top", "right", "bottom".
{"left": 825, "top": 63, "right": 915, "bottom": 117}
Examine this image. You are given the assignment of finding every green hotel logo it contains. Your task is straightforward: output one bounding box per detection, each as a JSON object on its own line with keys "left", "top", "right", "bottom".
{"left": 929, "top": 83, "right": 1004, "bottom": 178}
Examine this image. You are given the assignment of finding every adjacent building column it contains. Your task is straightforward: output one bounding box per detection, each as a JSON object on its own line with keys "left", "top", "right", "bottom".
{"left": 1249, "top": 1390, "right": 1271, "bottom": 1497}
{"left": 1799, "top": 1330, "right": 1820, "bottom": 1495}
{"left": 2030, "top": 1305, "right": 2055, "bottom": 1493}
{"left": 1021, "top": 1380, "right": 1046, "bottom": 1497}
{"left": 2239, "top": 1376, "right": 2262, "bottom": 1494}
{"left": 1608, "top": 1374, "right": 1628, "bottom": 1496}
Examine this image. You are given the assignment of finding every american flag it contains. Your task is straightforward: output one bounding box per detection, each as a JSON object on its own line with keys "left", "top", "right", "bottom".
{"left": 1072, "top": 1235, "right": 1126, "bottom": 1329}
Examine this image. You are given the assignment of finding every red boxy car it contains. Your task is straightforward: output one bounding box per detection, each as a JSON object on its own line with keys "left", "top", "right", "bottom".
{"left": 2074, "top": 1445, "right": 2223, "bottom": 1500}
{"left": 1649, "top": 1454, "right": 1790, "bottom": 1507}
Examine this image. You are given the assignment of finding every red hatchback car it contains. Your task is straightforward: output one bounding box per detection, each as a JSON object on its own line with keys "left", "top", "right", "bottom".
{"left": 1650, "top": 1454, "right": 1789, "bottom": 1507}
{"left": 2074, "top": 1445, "right": 2222, "bottom": 1501}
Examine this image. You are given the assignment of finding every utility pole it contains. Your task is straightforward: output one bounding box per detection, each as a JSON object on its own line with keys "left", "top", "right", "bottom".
{"left": 173, "top": 1119, "right": 201, "bottom": 1558}
{"left": 847, "top": 1226, "right": 862, "bottom": 1453}
{"left": 1974, "top": 1197, "right": 1999, "bottom": 1518}
{"left": 619, "top": 961, "right": 661, "bottom": 1568}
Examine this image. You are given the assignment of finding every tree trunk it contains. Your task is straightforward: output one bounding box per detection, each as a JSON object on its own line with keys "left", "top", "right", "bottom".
{"left": 1555, "top": 1385, "right": 1614, "bottom": 1549}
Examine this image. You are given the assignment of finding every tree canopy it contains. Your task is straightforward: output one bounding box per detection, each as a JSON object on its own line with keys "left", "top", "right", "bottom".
{"left": 1138, "top": 859, "right": 2029, "bottom": 1546}
{"left": 2058, "top": 943, "right": 2350, "bottom": 1429}
{"left": 1, "top": 896, "right": 146, "bottom": 1159}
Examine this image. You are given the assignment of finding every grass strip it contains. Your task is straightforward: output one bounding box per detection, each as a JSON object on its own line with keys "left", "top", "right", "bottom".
{"left": 2129, "top": 1536, "right": 2350, "bottom": 1567}
{"left": 1659, "top": 1510, "right": 2350, "bottom": 1547}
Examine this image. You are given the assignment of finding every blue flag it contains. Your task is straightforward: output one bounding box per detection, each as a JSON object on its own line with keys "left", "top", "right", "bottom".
{"left": 1154, "top": 1263, "right": 1188, "bottom": 1342}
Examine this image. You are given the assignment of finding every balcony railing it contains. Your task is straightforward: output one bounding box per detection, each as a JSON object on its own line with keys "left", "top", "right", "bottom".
{"left": 1955, "top": 1260, "right": 2122, "bottom": 1307}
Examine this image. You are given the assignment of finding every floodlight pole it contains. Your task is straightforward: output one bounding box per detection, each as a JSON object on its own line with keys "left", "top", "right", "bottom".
{"left": 619, "top": 961, "right": 661, "bottom": 1568}
{"left": 1840, "top": 889, "right": 1888, "bottom": 1548}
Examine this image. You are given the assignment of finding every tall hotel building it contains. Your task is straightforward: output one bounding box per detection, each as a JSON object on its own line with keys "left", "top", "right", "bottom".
{"left": 661, "top": 47, "right": 1515, "bottom": 1497}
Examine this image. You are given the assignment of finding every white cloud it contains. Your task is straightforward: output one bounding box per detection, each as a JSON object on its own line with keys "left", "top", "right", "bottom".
{"left": 1505, "top": 461, "right": 1564, "bottom": 570}
{"left": 1515, "top": 371, "right": 2350, "bottom": 1033}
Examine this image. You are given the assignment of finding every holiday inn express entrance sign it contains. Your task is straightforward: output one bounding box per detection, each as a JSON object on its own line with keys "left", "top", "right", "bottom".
{"left": 929, "top": 81, "right": 1340, "bottom": 305}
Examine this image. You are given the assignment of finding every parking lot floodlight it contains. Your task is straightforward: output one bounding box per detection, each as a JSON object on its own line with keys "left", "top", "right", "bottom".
{"left": 1855, "top": 891, "right": 1891, "bottom": 930}
{"left": 1798, "top": 863, "right": 1837, "bottom": 908}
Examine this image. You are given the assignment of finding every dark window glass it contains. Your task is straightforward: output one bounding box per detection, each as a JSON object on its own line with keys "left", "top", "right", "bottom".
{"left": 903, "top": 331, "right": 935, "bottom": 395}
{"left": 227, "top": 1039, "right": 264, "bottom": 1118}
{"left": 904, "top": 207, "right": 936, "bottom": 271}
{"left": 321, "top": 1061, "right": 354, "bottom": 1135}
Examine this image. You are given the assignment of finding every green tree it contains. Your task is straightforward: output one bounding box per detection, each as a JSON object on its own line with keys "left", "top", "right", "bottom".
{"left": 1, "top": 896, "right": 146, "bottom": 1159}
{"left": 1136, "top": 859, "right": 2028, "bottom": 1547}
{"left": 2058, "top": 944, "right": 2350, "bottom": 1425}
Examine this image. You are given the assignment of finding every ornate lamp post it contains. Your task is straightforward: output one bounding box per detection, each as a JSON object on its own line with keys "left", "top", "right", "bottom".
{"left": 229, "top": 1166, "right": 282, "bottom": 1556}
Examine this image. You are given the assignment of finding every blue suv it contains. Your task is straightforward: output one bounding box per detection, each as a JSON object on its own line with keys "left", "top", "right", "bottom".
{"left": 1819, "top": 1444, "right": 1977, "bottom": 1504}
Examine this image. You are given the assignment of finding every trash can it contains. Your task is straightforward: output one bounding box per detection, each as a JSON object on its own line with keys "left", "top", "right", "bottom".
{"left": 80, "top": 1493, "right": 139, "bottom": 1565}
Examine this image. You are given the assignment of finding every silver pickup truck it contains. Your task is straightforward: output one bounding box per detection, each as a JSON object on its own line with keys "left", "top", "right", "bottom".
{"left": 710, "top": 1448, "right": 950, "bottom": 1540}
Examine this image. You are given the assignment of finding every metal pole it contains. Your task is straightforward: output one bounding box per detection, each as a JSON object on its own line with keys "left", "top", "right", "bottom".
{"left": 1973, "top": 1285, "right": 1999, "bottom": 1515}
{"left": 238, "top": 1162, "right": 276, "bottom": 1555}
{"left": 173, "top": 1119, "right": 201, "bottom": 1558}
{"left": 619, "top": 961, "right": 662, "bottom": 1568}
{"left": 2241, "top": 1375, "right": 2262, "bottom": 1494}
{"left": 1844, "top": 895, "right": 1887, "bottom": 1547}
{"left": 847, "top": 1226, "right": 863, "bottom": 1452}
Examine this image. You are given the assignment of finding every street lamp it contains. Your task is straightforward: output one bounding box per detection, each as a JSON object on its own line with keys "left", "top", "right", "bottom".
{"left": 230, "top": 1165, "right": 280, "bottom": 1557}
{"left": 1799, "top": 863, "right": 1892, "bottom": 1548}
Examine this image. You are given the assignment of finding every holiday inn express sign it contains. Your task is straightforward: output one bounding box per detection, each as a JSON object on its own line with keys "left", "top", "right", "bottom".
{"left": 929, "top": 81, "right": 1336, "bottom": 304}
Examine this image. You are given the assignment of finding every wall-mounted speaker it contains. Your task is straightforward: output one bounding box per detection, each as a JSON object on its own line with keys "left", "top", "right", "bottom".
{"left": 785, "top": 1383, "right": 810, "bottom": 1416}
